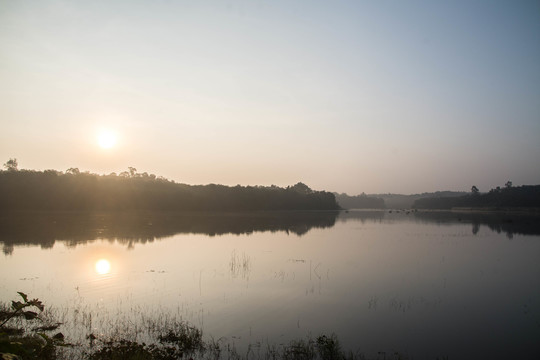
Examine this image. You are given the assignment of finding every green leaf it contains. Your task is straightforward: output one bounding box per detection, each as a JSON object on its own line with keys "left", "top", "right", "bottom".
{"left": 17, "top": 292, "right": 28, "bottom": 303}
{"left": 1, "top": 347, "right": 21, "bottom": 360}
{"left": 29, "top": 300, "right": 44, "bottom": 312}
{"left": 38, "top": 333, "right": 51, "bottom": 342}
{"left": 23, "top": 311, "right": 38, "bottom": 320}
{"left": 11, "top": 301, "right": 24, "bottom": 311}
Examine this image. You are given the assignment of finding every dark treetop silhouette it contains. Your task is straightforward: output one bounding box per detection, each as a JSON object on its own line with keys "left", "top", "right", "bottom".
{"left": 413, "top": 183, "right": 540, "bottom": 209}
{"left": 0, "top": 164, "right": 340, "bottom": 212}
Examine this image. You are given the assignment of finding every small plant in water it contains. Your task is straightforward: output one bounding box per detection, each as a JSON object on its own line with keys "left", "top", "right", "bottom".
{"left": 158, "top": 324, "right": 204, "bottom": 352}
{"left": 315, "top": 335, "right": 341, "bottom": 360}
{"left": 86, "top": 321, "right": 205, "bottom": 360}
{"left": 87, "top": 339, "right": 175, "bottom": 360}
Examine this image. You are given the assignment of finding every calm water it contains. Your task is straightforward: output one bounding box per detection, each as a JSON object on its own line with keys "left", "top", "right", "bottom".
{"left": 1, "top": 210, "right": 539, "bottom": 359}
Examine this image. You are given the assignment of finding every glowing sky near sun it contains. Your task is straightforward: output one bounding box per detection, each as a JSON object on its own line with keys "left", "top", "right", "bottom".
{"left": 0, "top": 1, "right": 539, "bottom": 194}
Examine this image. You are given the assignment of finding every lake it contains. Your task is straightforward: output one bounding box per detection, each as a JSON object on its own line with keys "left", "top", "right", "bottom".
{"left": 1, "top": 210, "right": 539, "bottom": 359}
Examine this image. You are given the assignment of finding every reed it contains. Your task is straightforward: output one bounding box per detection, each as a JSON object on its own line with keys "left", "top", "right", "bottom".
{"left": 1, "top": 292, "right": 409, "bottom": 360}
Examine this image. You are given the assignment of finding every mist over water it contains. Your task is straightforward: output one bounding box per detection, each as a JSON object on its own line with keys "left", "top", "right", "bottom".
{"left": 1, "top": 210, "right": 539, "bottom": 359}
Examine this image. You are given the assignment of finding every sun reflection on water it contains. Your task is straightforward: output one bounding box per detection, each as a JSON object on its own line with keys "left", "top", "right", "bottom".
{"left": 95, "top": 259, "right": 111, "bottom": 275}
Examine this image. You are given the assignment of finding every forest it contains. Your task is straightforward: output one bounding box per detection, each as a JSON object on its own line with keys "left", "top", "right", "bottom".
{"left": 413, "top": 183, "right": 540, "bottom": 209}
{"left": 0, "top": 162, "right": 340, "bottom": 212}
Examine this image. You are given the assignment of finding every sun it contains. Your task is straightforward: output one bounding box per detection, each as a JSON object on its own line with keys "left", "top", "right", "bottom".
{"left": 97, "top": 131, "right": 117, "bottom": 149}
{"left": 95, "top": 259, "right": 111, "bottom": 275}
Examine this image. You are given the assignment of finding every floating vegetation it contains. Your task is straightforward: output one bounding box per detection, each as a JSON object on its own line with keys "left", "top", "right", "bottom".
{"left": 230, "top": 250, "right": 251, "bottom": 279}
{"left": 289, "top": 259, "right": 306, "bottom": 263}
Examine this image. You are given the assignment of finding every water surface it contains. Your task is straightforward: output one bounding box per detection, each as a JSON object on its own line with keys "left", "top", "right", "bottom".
{"left": 1, "top": 210, "right": 539, "bottom": 359}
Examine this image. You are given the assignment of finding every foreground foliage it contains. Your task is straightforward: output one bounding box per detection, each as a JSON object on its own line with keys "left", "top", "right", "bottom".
{"left": 0, "top": 293, "right": 412, "bottom": 360}
{"left": 0, "top": 292, "right": 65, "bottom": 360}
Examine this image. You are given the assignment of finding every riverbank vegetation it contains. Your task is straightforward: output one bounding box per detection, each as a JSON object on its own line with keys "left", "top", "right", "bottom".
{"left": 0, "top": 161, "right": 339, "bottom": 212}
{"left": 1, "top": 292, "right": 399, "bottom": 360}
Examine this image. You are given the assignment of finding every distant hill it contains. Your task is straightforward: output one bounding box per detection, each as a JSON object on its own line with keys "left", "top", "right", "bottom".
{"left": 368, "top": 191, "right": 466, "bottom": 209}
{"left": 0, "top": 167, "right": 340, "bottom": 212}
{"left": 334, "top": 193, "right": 385, "bottom": 209}
{"left": 413, "top": 185, "right": 540, "bottom": 209}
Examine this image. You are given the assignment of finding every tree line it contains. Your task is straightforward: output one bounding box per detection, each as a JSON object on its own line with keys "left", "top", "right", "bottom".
{"left": 0, "top": 160, "right": 340, "bottom": 212}
{"left": 413, "top": 182, "right": 540, "bottom": 209}
{"left": 334, "top": 192, "right": 385, "bottom": 209}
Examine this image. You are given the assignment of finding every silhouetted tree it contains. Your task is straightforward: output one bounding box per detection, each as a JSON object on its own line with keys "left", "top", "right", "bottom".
{"left": 290, "top": 182, "right": 313, "bottom": 194}
{"left": 505, "top": 181, "right": 513, "bottom": 189}
{"left": 471, "top": 185, "right": 479, "bottom": 195}
{"left": 3, "top": 158, "right": 18, "bottom": 171}
{"left": 66, "top": 167, "right": 80, "bottom": 175}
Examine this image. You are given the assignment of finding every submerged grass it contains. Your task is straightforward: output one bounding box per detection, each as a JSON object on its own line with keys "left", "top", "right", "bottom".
{"left": 1, "top": 293, "right": 407, "bottom": 360}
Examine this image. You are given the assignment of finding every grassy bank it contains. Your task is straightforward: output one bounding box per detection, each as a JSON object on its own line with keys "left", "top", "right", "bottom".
{"left": 0, "top": 292, "right": 409, "bottom": 360}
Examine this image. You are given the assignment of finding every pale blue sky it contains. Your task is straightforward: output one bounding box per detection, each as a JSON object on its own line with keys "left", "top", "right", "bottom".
{"left": 1, "top": 0, "right": 539, "bottom": 194}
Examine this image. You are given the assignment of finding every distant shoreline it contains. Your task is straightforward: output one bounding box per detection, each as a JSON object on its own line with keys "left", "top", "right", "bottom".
{"left": 435, "top": 207, "right": 540, "bottom": 214}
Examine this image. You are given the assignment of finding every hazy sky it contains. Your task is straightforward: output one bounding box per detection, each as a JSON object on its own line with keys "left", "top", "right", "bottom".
{"left": 1, "top": 0, "right": 539, "bottom": 194}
